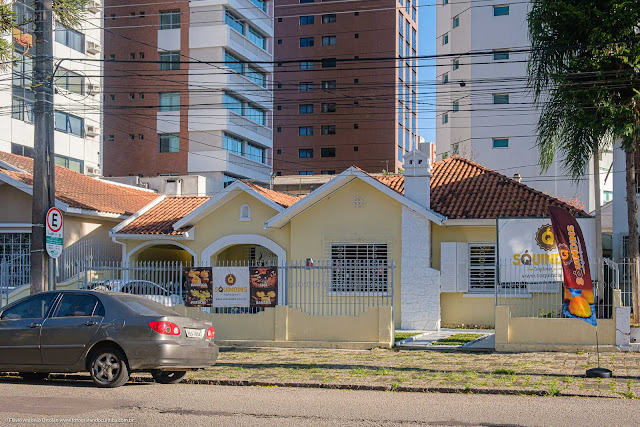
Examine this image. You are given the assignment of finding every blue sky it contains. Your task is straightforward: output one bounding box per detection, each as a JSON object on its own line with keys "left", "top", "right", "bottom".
{"left": 418, "top": 5, "right": 436, "bottom": 143}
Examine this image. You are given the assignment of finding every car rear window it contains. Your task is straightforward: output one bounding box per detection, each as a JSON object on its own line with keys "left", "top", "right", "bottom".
{"left": 113, "top": 295, "right": 181, "bottom": 316}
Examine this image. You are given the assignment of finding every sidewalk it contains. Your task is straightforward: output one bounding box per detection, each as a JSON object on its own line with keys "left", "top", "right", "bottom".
{"left": 170, "top": 347, "right": 639, "bottom": 398}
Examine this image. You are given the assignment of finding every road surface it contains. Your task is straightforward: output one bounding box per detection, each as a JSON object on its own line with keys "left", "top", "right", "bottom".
{"left": 0, "top": 377, "right": 635, "bottom": 426}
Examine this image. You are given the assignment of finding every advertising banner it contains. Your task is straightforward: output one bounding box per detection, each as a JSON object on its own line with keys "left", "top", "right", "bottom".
{"left": 497, "top": 217, "right": 596, "bottom": 288}
{"left": 211, "top": 267, "right": 250, "bottom": 307}
{"left": 183, "top": 268, "right": 213, "bottom": 307}
{"left": 249, "top": 266, "right": 278, "bottom": 307}
{"left": 549, "top": 206, "right": 596, "bottom": 326}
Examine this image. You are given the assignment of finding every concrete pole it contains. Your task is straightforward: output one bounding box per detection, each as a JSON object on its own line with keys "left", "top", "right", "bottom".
{"left": 30, "top": 0, "right": 55, "bottom": 294}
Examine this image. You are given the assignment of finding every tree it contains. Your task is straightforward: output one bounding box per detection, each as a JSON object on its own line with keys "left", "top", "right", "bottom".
{"left": 0, "top": 0, "right": 86, "bottom": 65}
{"left": 527, "top": 0, "right": 640, "bottom": 321}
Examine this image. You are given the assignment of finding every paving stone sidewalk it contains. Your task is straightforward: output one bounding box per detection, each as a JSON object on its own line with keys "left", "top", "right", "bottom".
{"left": 182, "top": 348, "right": 640, "bottom": 398}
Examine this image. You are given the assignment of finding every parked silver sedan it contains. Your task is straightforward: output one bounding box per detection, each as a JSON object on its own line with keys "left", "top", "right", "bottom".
{"left": 0, "top": 290, "right": 218, "bottom": 387}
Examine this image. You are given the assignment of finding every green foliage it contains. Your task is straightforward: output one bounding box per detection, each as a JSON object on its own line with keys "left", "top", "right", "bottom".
{"left": 430, "top": 333, "right": 484, "bottom": 346}
{"left": 53, "top": 0, "right": 89, "bottom": 29}
{"left": 394, "top": 332, "right": 421, "bottom": 342}
{"left": 527, "top": 0, "right": 640, "bottom": 174}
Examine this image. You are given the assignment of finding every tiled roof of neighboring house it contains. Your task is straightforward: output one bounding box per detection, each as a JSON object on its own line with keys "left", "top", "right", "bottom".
{"left": 243, "top": 181, "right": 301, "bottom": 208}
{"left": 117, "top": 182, "right": 301, "bottom": 235}
{"left": 119, "top": 197, "right": 211, "bottom": 235}
{"left": 375, "top": 156, "right": 589, "bottom": 218}
{"left": 0, "top": 152, "right": 160, "bottom": 216}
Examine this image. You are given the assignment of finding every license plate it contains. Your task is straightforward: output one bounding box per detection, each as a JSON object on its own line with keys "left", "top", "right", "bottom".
{"left": 185, "top": 328, "right": 204, "bottom": 339}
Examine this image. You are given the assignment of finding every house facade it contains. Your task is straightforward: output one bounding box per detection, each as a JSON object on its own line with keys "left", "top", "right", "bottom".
{"left": 109, "top": 149, "right": 588, "bottom": 330}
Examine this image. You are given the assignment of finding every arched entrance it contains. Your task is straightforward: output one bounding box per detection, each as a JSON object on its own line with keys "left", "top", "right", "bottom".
{"left": 201, "top": 234, "right": 286, "bottom": 267}
{"left": 127, "top": 240, "right": 198, "bottom": 265}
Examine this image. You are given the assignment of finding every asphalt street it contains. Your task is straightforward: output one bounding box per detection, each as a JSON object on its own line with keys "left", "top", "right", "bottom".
{"left": 0, "top": 377, "right": 636, "bottom": 426}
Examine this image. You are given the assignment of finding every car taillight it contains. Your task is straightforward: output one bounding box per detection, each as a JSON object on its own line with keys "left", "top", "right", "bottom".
{"left": 149, "top": 321, "right": 181, "bottom": 336}
{"left": 206, "top": 326, "right": 215, "bottom": 339}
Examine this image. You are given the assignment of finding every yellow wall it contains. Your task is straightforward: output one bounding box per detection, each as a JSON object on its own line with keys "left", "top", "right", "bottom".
{"left": 495, "top": 305, "right": 617, "bottom": 351}
{"left": 172, "top": 305, "right": 393, "bottom": 348}
{"left": 431, "top": 224, "right": 496, "bottom": 270}
{"left": 441, "top": 294, "right": 496, "bottom": 327}
{"left": 288, "top": 179, "right": 404, "bottom": 328}
{"left": 137, "top": 246, "right": 193, "bottom": 264}
{"left": 0, "top": 185, "right": 32, "bottom": 223}
{"left": 0, "top": 182, "right": 119, "bottom": 248}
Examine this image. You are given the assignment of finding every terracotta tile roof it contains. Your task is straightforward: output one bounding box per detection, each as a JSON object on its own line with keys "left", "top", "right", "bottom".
{"left": 119, "top": 197, "right": 211, "bottom": 235}
{"left": 243, "top": 180, "right": 301, "bottom": 208}
{"left": 0, "top": 152, "right": 160, "bottom": 216}
{"left": 375, "top": 156, "right": 589, "bottom": 218}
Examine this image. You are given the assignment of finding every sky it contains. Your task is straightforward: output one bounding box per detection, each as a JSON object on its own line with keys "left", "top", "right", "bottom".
{"left": 418, "top": 4, "right": 436, "bottom": 143}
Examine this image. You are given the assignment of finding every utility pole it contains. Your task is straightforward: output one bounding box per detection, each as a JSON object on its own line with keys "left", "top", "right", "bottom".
{"left": 30, "top": 0, "right": 56, "bottom": 294}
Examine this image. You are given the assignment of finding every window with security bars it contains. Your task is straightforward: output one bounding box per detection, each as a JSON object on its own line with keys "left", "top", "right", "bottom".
{"left": 330, "top": 243, "right": 389, "bottom": 293}
{"left": 468, "top": 244, "right": 496, "bottom": 292}
{"left": 0, "top": 233, "right": 31, "bottom": 289}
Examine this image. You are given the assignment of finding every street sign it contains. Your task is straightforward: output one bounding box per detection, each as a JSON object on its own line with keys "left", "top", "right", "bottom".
{"left": 45, "top": 207, "right": 63, "bottom": 259}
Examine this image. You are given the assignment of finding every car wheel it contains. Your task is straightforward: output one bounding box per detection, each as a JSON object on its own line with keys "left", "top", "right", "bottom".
{"left": 89, "top": 348, "right": 129, "bottom": 388}
{"left": 19, "top": 372, "right": 49, "bottom": 381}
{"left": 151, "top": 371, "right": 187, "bottom": 384}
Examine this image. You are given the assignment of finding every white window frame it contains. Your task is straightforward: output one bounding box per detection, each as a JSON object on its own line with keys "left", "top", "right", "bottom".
{"left": 468, "top": 243, "right": 497, "bottom": 293}
{"left": 239, "top": 204, "right": 251, "bottom": 222}
{"left": 329, "top": 242, "right": 390, "bottom": 295}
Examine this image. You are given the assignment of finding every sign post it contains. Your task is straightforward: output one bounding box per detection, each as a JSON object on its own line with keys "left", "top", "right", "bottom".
{"left": 45, "top": 207, "right": 63, "bottom": 291}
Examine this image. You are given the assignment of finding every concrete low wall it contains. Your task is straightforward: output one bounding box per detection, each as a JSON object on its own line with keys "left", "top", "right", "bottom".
{"left": 172, "top": 305, "right": 394, "bottom": 349}
{"left": 495, "top": 290, "right": 627, "bottom": 352}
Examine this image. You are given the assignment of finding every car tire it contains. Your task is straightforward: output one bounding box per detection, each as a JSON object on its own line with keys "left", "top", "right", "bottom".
{"left": 19, "top": 372, "right": 49, "bottom": 381}
{"left": 151, "top": 371, "right": 187, "bottom": 384}
{"left": 88, "top": 347, "right": 130, "bottom": 388}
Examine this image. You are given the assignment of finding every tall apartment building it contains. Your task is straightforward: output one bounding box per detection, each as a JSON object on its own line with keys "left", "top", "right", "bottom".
{"left": 435, "top": 0, "right": 612, "bottom": 212}
{"left": 102, "top": 0, "right": 274, "bottom": 190}
{"left": 273, "top": 0, "right": 418, "bottom": 175}
{"left": 0, "top": 0, "right": 102, "bottom": 175}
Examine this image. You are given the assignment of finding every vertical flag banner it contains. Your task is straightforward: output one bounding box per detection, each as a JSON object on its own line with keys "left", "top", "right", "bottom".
{"left": 548, "top": 206, "right": 596, "bottom": 326}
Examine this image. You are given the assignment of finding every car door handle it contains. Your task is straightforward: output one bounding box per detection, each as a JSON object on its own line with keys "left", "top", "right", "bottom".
{"left": 29, "top": 322, "right": 41, "bottom": 328}
{"left": 85, "top": 320, "right": 98, "bottom": 326}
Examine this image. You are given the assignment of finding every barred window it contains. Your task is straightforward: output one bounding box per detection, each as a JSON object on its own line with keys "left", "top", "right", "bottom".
{"left": 468, "top": 244, "right": 496, "bottom": 292}
{"left": 0, "top": 233, "right": 31, "bottom": 290}
{"left": 330, "top": 243, "right": 389, "bottom": 293}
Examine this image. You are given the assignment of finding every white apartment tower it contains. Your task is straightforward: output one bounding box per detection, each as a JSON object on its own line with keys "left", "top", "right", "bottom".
{"left": 435, "top": 0, "right": 612, "bottom": 212}
{"left": 0, "top": 0, "right": 102, "bottom": 175}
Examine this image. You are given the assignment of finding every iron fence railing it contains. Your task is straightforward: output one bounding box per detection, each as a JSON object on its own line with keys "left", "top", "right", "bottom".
{"left": 495, "top": 258, "right": 620, "bottom": 319}
{"left": 57, "top": 239, "right": 122, "bottom": 283}
{"left": 78, "top": 260, "right": 395, "bottom": 317}
{"left": 0, "top": 253, "right": 30, "bottom": 307}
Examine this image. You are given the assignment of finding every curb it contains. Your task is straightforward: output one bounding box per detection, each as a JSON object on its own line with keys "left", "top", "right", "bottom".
{"left": 3, "top": 373, "right": 623, "bottom": 399}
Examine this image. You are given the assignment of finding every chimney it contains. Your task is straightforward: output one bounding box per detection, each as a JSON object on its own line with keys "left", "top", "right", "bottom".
{"left": 513, "top": 173, "right": 522, "bottom": 183}
{"left": 402, "top": 149, "right": 432, "bottom": 210}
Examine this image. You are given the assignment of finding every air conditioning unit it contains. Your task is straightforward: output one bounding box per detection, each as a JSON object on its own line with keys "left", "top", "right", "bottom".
{"left": 88, "top": 83, "right": 100, "bottom": 95}
{"left": 87, "top": 41, "right": 101, "bottom": 55}
{"left": 87, "top": 0, "right": 101, "bottom": 13}
{"left": 87, "top": 166, "right": 100, "bottom": 176}
{"left": 86, "top": 125, "right": 99, "bottom": 137}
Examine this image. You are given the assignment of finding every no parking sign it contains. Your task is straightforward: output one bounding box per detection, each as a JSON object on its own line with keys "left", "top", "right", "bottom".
{"left": 46, "top": 207, "right": 63, "bottom": 258}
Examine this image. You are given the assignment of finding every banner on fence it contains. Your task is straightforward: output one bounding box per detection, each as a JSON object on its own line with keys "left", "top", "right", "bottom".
{"left": 250, "top": 266, "right": 278, "bottom": 307}
{"left": 497, "top": 217, "right": 596, "bottom": 288}
{"left": 183, "top": 266, "right": 279, "bottom": 307}
{"left": 549, "top": 206, "right": 596, "bottom": 326}
{"left": 183, "top": 267, "right": 213, "bottom": 307}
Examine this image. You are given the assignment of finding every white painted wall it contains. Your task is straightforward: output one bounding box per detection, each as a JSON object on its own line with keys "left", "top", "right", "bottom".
{"left": 435, "top": 0, "right": 612, "bottom": 213}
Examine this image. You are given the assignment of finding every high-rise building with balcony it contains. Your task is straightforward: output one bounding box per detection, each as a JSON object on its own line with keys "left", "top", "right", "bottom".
{"left": 103, "top": 0, "right": 274, "bottom": 190}
{"left": 273, "top": 0, "right": 418, "bottom": 175}
{"left": 435, "top": 0, "right": 612, "bottom": 212}
{"left": 0, "top": 0, "right": 102, "bottom": 176}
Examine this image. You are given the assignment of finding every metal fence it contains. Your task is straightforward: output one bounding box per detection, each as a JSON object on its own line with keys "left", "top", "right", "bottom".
{"left": 0, "top": 253, "right": 31, "bottom": 307}
{"left": 57, "top": 239, "right": 122, "bottom": 283}
{"left": 286, "top": 260, "right": 395, "bottom": 317}
{"left": 495, "top": 258, "right": 620, "bottom": 319}
{"left": 78, "top": 260, "right": 395, "bottom": 317}
{"left": 614, "top": 258, "right": 635, "bottom": 308}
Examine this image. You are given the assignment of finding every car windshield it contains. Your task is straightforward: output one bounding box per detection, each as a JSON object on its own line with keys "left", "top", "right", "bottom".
{"left": 113, "top": 295, "right": 181, "bottom": 316}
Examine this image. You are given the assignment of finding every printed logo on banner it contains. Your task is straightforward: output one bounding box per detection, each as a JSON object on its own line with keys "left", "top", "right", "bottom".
{"left": 183, "top": 268, "right": 213, "bottom": 307}
{"left": 250, "top": 267, "right": 278, "bottom": 307}
{"left": 535, "top": 224, "right": 555, "bottom": 251}
{"left": 212, "top": 267, "right": 250, "bottom": 307}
